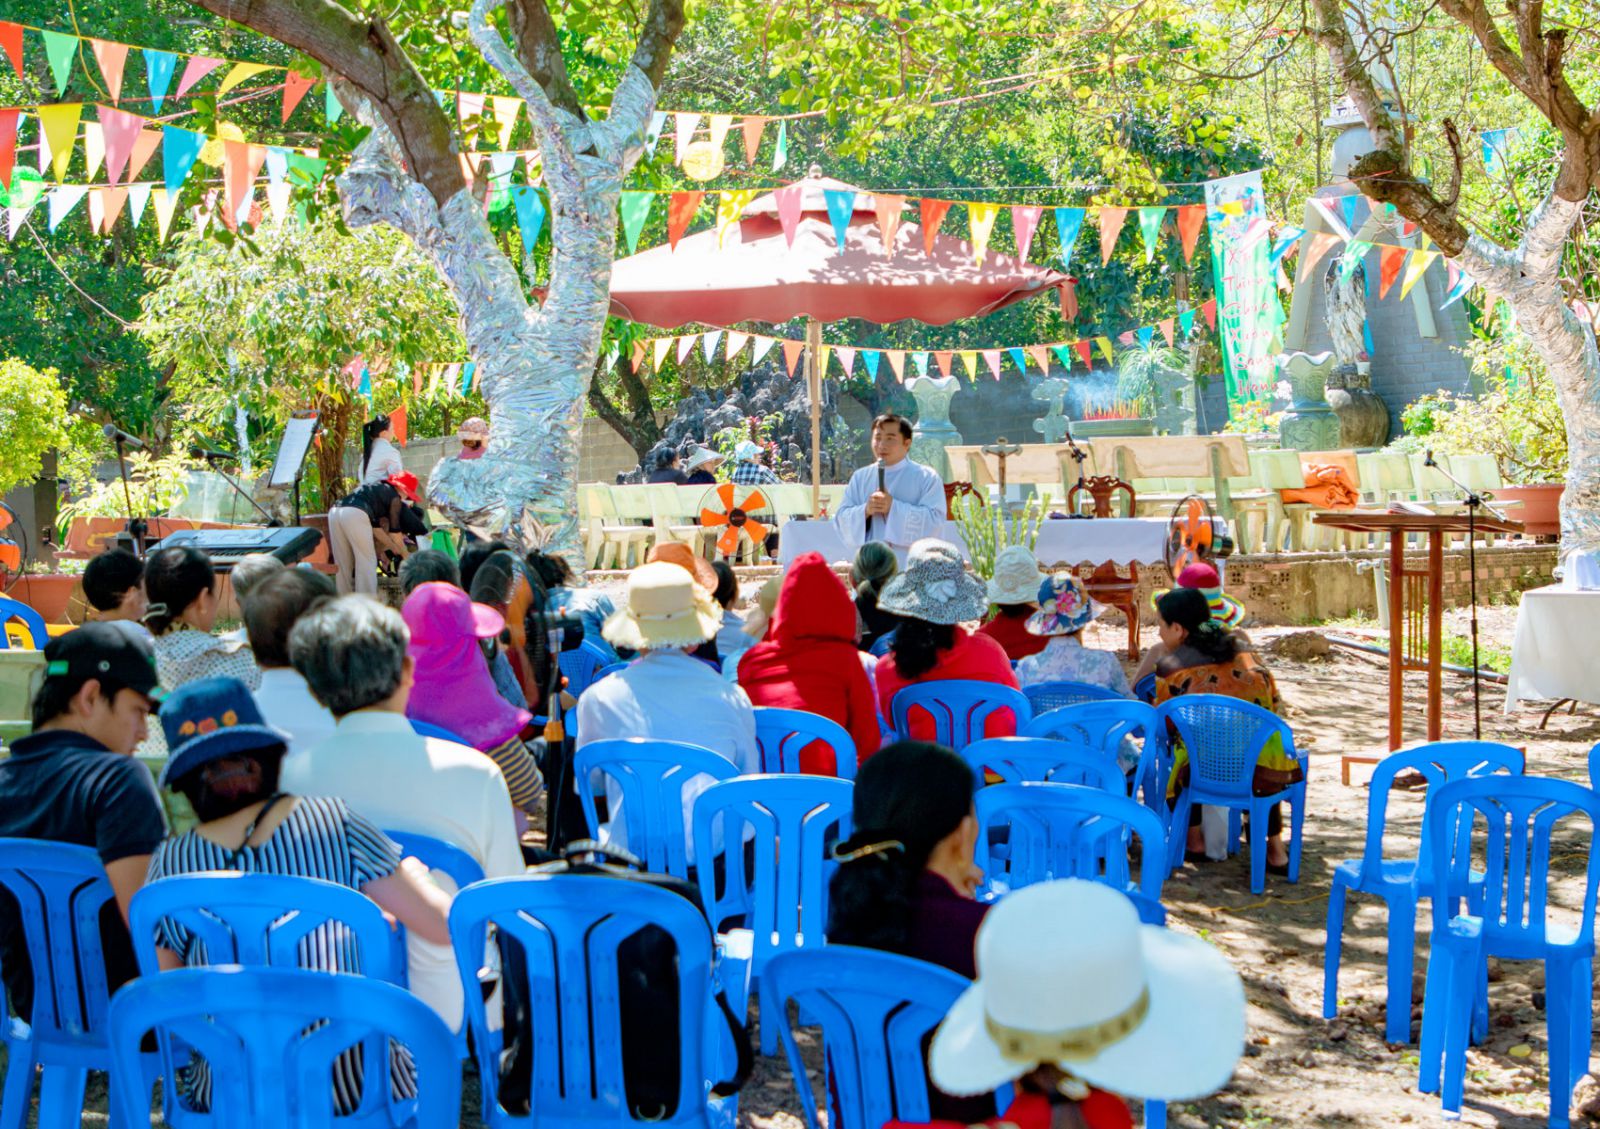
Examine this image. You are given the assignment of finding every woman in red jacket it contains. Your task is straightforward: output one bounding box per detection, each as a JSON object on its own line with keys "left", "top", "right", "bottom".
{"left": 737, "top": 552, "right": 882, "bottom": 774}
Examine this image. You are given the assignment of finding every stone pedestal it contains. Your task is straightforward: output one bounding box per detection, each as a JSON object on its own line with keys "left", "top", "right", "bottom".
{"left": 1277, "top": 352, "right": 1343, "bottom": 451}
{"left": 907, "top": 375, "right": 963, "bottom": 482}
{"left": 1326, "top": 363, "right": 1391, "bottom": 448}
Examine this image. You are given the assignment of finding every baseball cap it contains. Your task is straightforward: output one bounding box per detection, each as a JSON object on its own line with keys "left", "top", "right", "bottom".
{"left": 42, "top": 622, "right": 165, "bottom": 705}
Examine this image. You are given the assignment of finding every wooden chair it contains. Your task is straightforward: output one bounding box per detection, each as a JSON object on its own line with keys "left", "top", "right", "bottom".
{"left": 1064, "top": 476, "right": 1141, "bottom": 661}
{"left": 944, "top": 481, "right": 979, "bottom": 518}
{"left": 1067, "top": 476, "right": 1135, "bottom": 519}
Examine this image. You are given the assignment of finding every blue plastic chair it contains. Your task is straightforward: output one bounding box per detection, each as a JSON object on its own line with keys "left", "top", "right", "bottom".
{"left": 962, "top": 736, "right": 1123, "bottom": 792}
{"left": 409, "top": 719, "right": 469, "bottom": 745}
{"left": 449, "top": 873, "right": 736, "bottom": 1129}
{"left": 0, "top": 839, "right": 152, "bottom": 1129}
{"left": 1153, "top": 694, "right": 1306, "bottom": 894}
{"left": 1133, "top": 672, "right": 1157, "bottom": 703}
{"left": 888, "top": 680, "right": 1031, "bottom": 752}
{"left": 1589, "top": 740, "right": 1600, "bottom": 789}
{"left": 0, "top": 597, "right": 47, "bottom": 650}
{"left": 1021, "top": 679, "right": 1124, "bottom": 714}
{"left": 560, "top": 640, "right": 614, "bottom": 698}
{"left": 128, "top": 872, "right": 402, "bottom": 982}
{"left": 764, "top": 946, "right": 968, "bottom": 1129}
{"left": 690, "top": 774, "right": 853, "bottom": 1054}
{"left": 1024, "top": 700, "right": 1168, "bottom": 838}
{"left": 575, "top": 738, "right": 740, "bottom": 879}
{"left": 867, "top": 630, "right": 896, "bottom": 659}
{"left": 595, "top": 661, "right": 631, "bottom": 684}
{"left": 108, "top": 965, "right": 459, "bottom": 1128}
{"left": 752, "top": 707, "right": 858, "bottom": 780}
{"left": 1417, "top": 775, "right": 1600, "bottom": 1128}
{"left": 1322, "top": 742, "right": 1524, "bottom": 1044}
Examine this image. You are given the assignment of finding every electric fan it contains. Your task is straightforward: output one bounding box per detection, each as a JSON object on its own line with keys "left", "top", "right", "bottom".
{"left": 1163, "top": 494, "right": 1235, "bottom": 576}
{"left": 698, "top": 484, "right": 776, "bottom": 560}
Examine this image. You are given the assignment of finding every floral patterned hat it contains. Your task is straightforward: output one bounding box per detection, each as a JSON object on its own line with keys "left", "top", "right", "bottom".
{"left": 1026, "top": 573, "right": 1102, "bottom": 636}
{"left": 159, "top": 676, "right": 291, "bottom": 786}
{"left": 876, "top": 539, "right": 990, "bottom": 625}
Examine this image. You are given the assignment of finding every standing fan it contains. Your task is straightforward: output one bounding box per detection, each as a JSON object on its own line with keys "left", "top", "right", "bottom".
{"left": 1163, "top": 494, "right": 1235, "bottom": 576}
{"left": 0, "top": 503, "right": 23, "bottom": 590}
{"left": 699, "top": 484, "right": 775, "bottom": 560}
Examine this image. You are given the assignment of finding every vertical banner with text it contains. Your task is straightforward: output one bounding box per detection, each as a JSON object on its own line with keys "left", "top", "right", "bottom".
{"left": 1204, "top": 171, "right": 1283, "bottom": 408}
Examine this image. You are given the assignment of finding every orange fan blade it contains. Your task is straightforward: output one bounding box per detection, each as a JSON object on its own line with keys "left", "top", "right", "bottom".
{"left": 700, "top": 509, "right": 730, "bottom": 527}
{"left": 717, "top": 526, "right": 741, "bottom": 556}
{"left": 0, "top": 541, "right": 18, "bottom": 571}
{"left": 743, "top": 519, "right": 769, "bottom": 545}
{"left": 715, "top": 482, "right": 737, "bottom": 513}
{"left": 0, "top": 506, "right": 12, "bottom": 532}
{"left": 740, "top": 489, "right": 769, "bottom": 513}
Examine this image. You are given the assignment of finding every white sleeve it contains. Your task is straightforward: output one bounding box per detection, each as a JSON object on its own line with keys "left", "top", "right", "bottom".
{"left": 832, "top": 469, "right": 871, "bottom": 550}
{"left": 883, "top": 466, "right": 947, "bottom": 545}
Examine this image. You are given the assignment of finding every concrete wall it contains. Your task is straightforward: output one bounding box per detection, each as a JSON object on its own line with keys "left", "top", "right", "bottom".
{"left": 386, "top": 421, "right": 645, "bottom": 489}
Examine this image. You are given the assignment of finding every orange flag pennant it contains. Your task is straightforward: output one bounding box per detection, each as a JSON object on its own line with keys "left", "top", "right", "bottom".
{"left": 1074, "top": 340, "right": 1093, "bottom": 368}
{"left": 1098, "top": 206, "right": 1129, "bottom": 265}
{"left": 1158, "top": 318, "right": 1176, "bottom": 347}
{"left": 1176, "top": 204, "right": 1206, "bottom": 263}
{"left": 89, "top": 39, "right": 129, "bottom": 102}
{"left": 100, "top": 185, "right": 128, "bottom": 232}
{"left": 1378, "top": 245, "right": 1406, "bottom": 298}
{"left": 886, "top": 350, "right": 907, "bottom": 383}
{"left": 782, "top": 339, "right": 804, "bottom": 377}
{"left": 1296, "top": 231, "right": 1342, "bottom": 282}
{"left": 933, "top": 351, "right": 953, "bottom": 378}
{"left": 0, "top": 22, "right": 21, "bottom": 80}
{"left": 631, "top": 341, "right": 647, "bottom": 373}
{"left": 875, "top": 193, "right": 905, "bottom": 257}
{"left": 224, "top": 140, "right": 267, "bottom": 224}
{"left": 1059, "top": 280, "right": 1078, "bottom": 323}
{"left": 919, "top": 198, "right": 952, "bottom": 254}
{"left": 740, "top": 117, "right": 766, "bottom": 164}
{"left": 281, "top": 71, "right": 317, "bottom": 123}
{"left": 667, "top": 191, "right": 704, "bottom": 250}
{"left": 126, "top": 129, "right": 161, "bottom": 182}
{"left": 1028, "top": 345, "right": 1052, "bottom": 374}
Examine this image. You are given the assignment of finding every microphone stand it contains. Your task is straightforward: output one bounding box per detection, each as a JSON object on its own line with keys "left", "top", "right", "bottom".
{"left": 110, "top": 435, "right": 147, "bottom": 556}
{"left": 200, "top": 453, "right": 283, "bottom": 527}
{"left": 1424, "top": 452, "right": 1504, "bottom": 739}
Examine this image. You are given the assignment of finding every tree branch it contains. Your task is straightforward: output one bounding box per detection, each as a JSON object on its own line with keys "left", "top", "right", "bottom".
{"left": 192, "top": 0, "right": 463, "bottom": 206}
{"left": 628, "top": 0, "right": 686, "bottom": 89}
{"left": 1435, "top": 0, "right": 1535, "bottom": 101}
{"left": 1520, "top": 190, "right": 1585, "bottom": 280}
{"left": 505, "top": 0, "right": 587, "bottom": 120}
{"left": 469, "top": 0, "right": 584, "bottom": 200}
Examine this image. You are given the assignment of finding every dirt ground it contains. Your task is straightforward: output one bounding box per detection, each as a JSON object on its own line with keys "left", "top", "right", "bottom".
{"left": 13, "top": 602, "right": 1595, "bottom": 1128}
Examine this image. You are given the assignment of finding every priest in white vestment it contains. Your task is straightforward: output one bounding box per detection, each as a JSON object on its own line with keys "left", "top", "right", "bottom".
{"left": 834, "top": 413, "right": 948, "bottom": 562}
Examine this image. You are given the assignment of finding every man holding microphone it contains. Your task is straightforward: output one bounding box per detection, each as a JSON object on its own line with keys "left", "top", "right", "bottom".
{"left": 834, "top": 413, "right": 948, "bottom": 563}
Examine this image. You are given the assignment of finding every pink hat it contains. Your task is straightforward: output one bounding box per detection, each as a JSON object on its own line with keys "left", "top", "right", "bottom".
{"left": 1174, "top": 562, "right": 1221, "bottom": 590}
{"left": 403, "top": 581, "right": 504, "bottom": 644}
{"left": 401, "top": 582, "right": 529, "bottom": 749}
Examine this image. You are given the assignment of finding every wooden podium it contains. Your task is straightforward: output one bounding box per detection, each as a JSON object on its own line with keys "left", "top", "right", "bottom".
{"left": 1313, "top": 510, "right": 1524, "bottom": 782}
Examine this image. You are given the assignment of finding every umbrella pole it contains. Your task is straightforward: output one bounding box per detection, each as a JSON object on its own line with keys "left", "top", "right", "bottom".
{"left": 807, "top": 317, "right": 823, "bottom": 516}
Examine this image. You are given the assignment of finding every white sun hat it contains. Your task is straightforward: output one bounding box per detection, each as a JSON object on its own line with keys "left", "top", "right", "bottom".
{"left": 601, "top": 561, "right": 722, "bottom": 652}
{"left": 986, "top": 545, "right": 1042, "bottom": 605}
{"left": 929, "top": 879, "right": 1245, "bottom": 1102}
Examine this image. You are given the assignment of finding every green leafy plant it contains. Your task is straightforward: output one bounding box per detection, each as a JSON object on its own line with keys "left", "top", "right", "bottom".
{"left": 951, "top": 492, "right": 1051, "bottom": 581}
{"left": 55, "top": 450, "right": 208, "bottom": 542}
{"left": 1115, "top": 344, "right": 1185, "bottom": 416}
{"left": 0, "top": 358, "right": 70, "bottom": 497}
{"left": 1221, "top": 397, "right": 1281, "bottom": 436}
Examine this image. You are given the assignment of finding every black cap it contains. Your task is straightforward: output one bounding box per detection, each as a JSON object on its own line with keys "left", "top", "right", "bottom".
{"left": 43, "top": 623, "right": 165, "bottom": 703}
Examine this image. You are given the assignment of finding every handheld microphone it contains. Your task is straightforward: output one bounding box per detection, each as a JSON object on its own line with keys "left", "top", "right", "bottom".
{"left": 1423, "top": 449, "right": 1437, "bottom": 468}
{"left": 876, "top": 458, "right": 886, "bottom": 494}
{"left": 189, "top": 445, "right": 239, "bottom": 462}
{"left": 102, "top": 423, "right": 144, "bottom": 450}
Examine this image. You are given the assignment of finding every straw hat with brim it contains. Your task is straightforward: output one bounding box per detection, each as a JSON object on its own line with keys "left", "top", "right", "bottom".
{"left": 742, "top": 575, "right": 784, "bottom": 639}
{"left": 457, "top": 417, "right": 489, "bottom": 441}
{"left": 876, "top": 539, "right": 989, "bottom": 625}
{"left": 603, "top": 562, "right": 722, "bottom": 651}
{"left": 987, "top": 545, "right": 1042, "bottom": 606}
{"left": 646, "top": 542, "right": 719, "bottom": 593}
{"left": 929, "top": 879, "right": 1245, "bottom": 1102}
{"left": 685, "top": 448, "right": 725, "bottom": 473}
{"left": 1026, "top": 573, "right": 1102, "bottom": 636}
{"left": 159, "top": 676, "right": 292, "bottom": 787}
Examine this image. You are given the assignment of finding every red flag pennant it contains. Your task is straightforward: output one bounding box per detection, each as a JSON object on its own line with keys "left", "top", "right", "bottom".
{"left": 1058, "top": 280, "right": 1078, "bottom": 322}
{"left": 0, "top": 108, "right": 17, "bottom": 190}
{"left": 1158, "top": 317, "right": 1175, "bottom": 347}
{"left": 886, "top": 350, "right": 906, "bottom": 383}
{"left": 1176, "top": 204, "right": 1206, "bottom": 264}
{"left": 97, "top": 105, "right": 143, "bottom": 184}
{"left": 1118, "top": 330, "right": 1137, "bottom": 346}
{"left": 1098, "top": 206, "right": 1129, "bottom": 264}
{"left": 740, "top": 116, "right": 766, "bottom": 164}
{"left": 89, "top": 39, "right": 129, "bottom": 102}
{"left": 1074, "top": 340, "right": 1093, "bottom": 368}
{"left": 667, "top": 191, "right": 704, "bottom": 250}
{"left": 875, "top": 193, "right": 905, "bottom": 257}
{"left": 223, "top": 139, "right": 267, "bottom": 226}
{"left": 175, "top": 55, "right": 223, "bottom": 98}
{"left": 281, "top": 71, "right": 317, "bottom": 123}
{"left": 1378, "top": 246, "right": 1406, "bottom": 298}
{"left": 1028, "top": 345, "right": 1051, "bottom": 374}
{"left": 932, "top": 350, "right": 953, "bottom": 378}
{"left": 782, "top": 339, "right": 804, "bottom": 377}
{"left": 919, "top": 198, "right": 952, "bottom": 254}
{"left": 983, "top": 349, "right": 1002, "bottom": 380}
{"left": 390, "top": 405, "right": 408, "bottom": 447}
{"left": 1011, "top": 205, "right": 1043, "bottom": 262}
{"left": 412, "top": 367, "right": 423, "bottom": 395}
{"left": 1201, "top": 299, "right": 1218, "bottom": 330}
{"left": 0, "top": 22, "right": 21, "bottom": 79}
{"left": 773, "top": 183, "right": 803, "bottom": 247}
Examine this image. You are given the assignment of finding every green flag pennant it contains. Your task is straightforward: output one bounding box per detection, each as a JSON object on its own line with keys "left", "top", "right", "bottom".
{"left": 1052, "top": 344, "right": 1074, "bottom": 370}
{"left": 42, "top": 31, "right": 78, "bottom": 97}
{"left": 513, "top": 186, "right": 546, "bottom": 254}
{"left": 1339, "top": 240, "right": 1373, "bottom": 280}
{"left": 143, "top": 50, "right": 177, "bottom": 113}
{"left": 1179, "top": 308, "right": 1196, "bottom": 336}
{"left": 771, "top": 120, "right": 788, "bottom": 173}
{"left": 1137, "top": 206, "right": 1167, "bottom": 264}
{"left": 325, "top": 81, "right": 345, "bottom": 124}
{"left": 911, "top": 351, "right": 930, "bottom": 378}
{"left": 619, "top": 191, "right": 652, "bottom": 254}
{"left": 284, "top": 153, "right": 328, "bottom": 187}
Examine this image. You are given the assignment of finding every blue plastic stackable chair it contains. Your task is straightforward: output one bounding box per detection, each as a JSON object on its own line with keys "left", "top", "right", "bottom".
{"left": 1417, "top": 776, "right": 1600, "bottom": 1128}
{"left": 449, "top": 873, "right": 738, "bottom": 1129}
{"left": 1024, "top": 700, "right": 1168, "bottom": 835}
{"left": 560, "top": 640, "right": 615, "bottom": 699}
{"left": 764, "top": 946, "right": 968, "bottom": 1129}
{"left": 1133, "top": 672, "right": 1157, "bottom": 703}
{"left": 1154, "top": 694, "right": 1306, "bottom": 894}
{"left": 962, "top": 736, "right": 1123, "bottom": 792}
{"left": 595, "top": 661, "right": 632, "bottom": 684}
{"left": 752, "top": 707, "right": 859, "bottom": 780}
{"left": 888, "top": 680, "right": 1031, "bottom": 752}
{"left": 0, "top": 839, "right": 153, "bottom": 1129}
{"left": 1322, "top": 742, "right": 1524, "bottom": 1045}
{"left": 0, "top": 597, "right": 47, "bottom": 650}
{"left": 691, "top": 774, "right": 853, "bottom": 1055}
{"left": 1021, "top": 679, "right": 1124, "bottom": 714}
{"left": 1589, "top": 740, "right": 1600, "bottom": 789}
{"left": 575, "top": 738, "right": 740, "bottom": 879}
{"left": 108, "top": 965, "right": 459, "bottom": 1128}
{"left": 409, "top": 719, "right": 469, "bottom": 745}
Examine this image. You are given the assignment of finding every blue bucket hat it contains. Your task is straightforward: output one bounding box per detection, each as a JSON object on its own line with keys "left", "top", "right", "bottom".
{"left": 158, "top": 676, "right": 291, "bottom": 787}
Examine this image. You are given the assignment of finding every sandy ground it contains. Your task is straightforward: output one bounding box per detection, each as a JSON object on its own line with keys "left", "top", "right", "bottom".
{"left": 13, "top": 602, "right": 1595, "bottom": 1128}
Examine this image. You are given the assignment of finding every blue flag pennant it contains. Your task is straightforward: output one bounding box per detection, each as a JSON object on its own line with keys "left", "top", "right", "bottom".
{"left": 1053, "top": 207, "right": 1085, "bottom": 270}
{"left": 143, "top": 50, "right": 177, "bottom": 114}
{"left": 862, "top": 350, "right": 881, "bottom": 380}
{"left": 460, "top": 362, "right": 476, "bottom": 394}
{"left": 823, "top": 189, "right": 855, "bottom": 253}
{"left": 1006, "top": 347, "right": 1028, "bottom": 374}
{"left": 512, "top": 186, "right": 546, "bottom": 255}
{"left": 1136, "top": 326, "right": 1155, "bottom": 349}
{"left": 162, "top": 127, "right": 205, "bottom": 195}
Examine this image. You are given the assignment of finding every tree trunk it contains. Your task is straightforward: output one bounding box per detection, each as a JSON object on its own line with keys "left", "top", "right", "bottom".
{"left": 588, "top": 355, "right": 663, "bottom": 464}
{"left": 314, "top": 392, "right": 355, "bottom": 508}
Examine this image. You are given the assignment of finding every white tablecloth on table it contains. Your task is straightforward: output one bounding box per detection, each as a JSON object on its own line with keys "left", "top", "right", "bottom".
{"left": 779, "top": 517, "right": 1217, "bottom": 568}
{"left": 1504, "top": 585, "right": 1600, "bottom": 712}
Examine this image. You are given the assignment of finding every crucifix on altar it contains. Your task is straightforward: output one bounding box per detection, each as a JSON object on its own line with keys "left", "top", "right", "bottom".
{"left": 981, "top": 437, "right": 1024, "bottom": 505}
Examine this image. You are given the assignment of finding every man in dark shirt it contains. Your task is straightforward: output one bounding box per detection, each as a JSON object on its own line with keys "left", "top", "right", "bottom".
{"left": 0, "top": 623, "right": 168, "bottom": 1021}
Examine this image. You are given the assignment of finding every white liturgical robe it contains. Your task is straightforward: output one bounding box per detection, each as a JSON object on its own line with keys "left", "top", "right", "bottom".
{"left": 834, "top": 457, "right": 947, "bottom": 561}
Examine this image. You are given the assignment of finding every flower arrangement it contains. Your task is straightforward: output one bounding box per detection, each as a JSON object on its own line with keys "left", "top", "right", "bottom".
{"left": 951, "top": 491, "right": 1051, "bottom": 581}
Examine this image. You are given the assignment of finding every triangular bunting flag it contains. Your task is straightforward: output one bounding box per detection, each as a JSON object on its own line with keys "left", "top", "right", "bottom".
{"left": 862, "top": 350, "right": 882, "bottom": 380}
{"left": 673, "top": 112, "right": 700, "bottom": 164}
{"left": 266, "top": 181, "right": 291, "bottom": 227}
{"left": 1441, "top": 265, "right": 1475, "bottom": 308}
{"left": 1137, "top": 207, "right": 1167, "bottom": 263}
{"left": 47, "top": 185, "right": 88, "bottom": 232}
{"left": 836, "top": 346, "right": 856, "bottom": 377}
{"left": 151, "top": 186, "right": 180, "bottom": 241}
{"left": 773, "top": 183, "right": 804, "bottom": 247}
{"left": 740, "top": 116, "right": 766, "bottom": 164}
{"left": 1096, "top": 337, "right": 1115, "bottom": 364}
{"left": 717, "top": 189, "right": 754, "bottom": 247}
{"left": 644, "top": 111, "right": 667, "bottom": 158}
{"left": 932, "top": 351, "right": 953, "bottom": 378}
{"left": 1098, "top": 206, "right": 1129, "bottom": 264}
{"left": 1053, "top": 207, "right": 1085, "bottom": 269}
{"left": 0, "top": 108, "right": 18, "bottom": 191}
{"left": 1338, "top": 240, "right": 1372, "bottom": 281}
{"left": 0, "top": 22, "right": 21, "bottom": 79}
{"left": 982, "top": 350, "right": 1002, "bottom": 380}
{"left": 163, "top": 126, "right": 205, "bottom": 193}
{"left": 1158, "top": 318, "right": 1175, "bottom": 347}
{"left": 1399, "top": 250, "right": 1438, "bottom": 299}
{"left": 82, "top": 121, "right": 105, "bottom": 180}
{"left": 126, "top": 129, "right": 160, "bottom": 182}
{"left": 875, "top": 193, "right": 905, "bottom": 257}
{"left": 1074, "top": 341, "right": 1093, "bottom": 368}
{"left": 1377, "top": 245, "right": 1405, "bottom": 298}
{"left": 702, "top": 330, "right": 723, "bottom": 362}
{"left": 919, "top": 198, "right": 952, "bottom": 254}
{"left": 887, "top": 350, "right": 907, "bottom": 383}
{"left": 489, "top": 95, "right": 520, "bottom": 148}
{"left": 667, "top": 191, "right": 703, "bottom": 250}
{"left": 782, "top": 339, "right": 803, "bottom": 377}
{"left": 1059, "top": 280, "right": 1078, "bottom": 323}
{"left": 1118, "top": 331, "right": 1136, "bottom": 346}
{"left": 98, "top": 105, "right": 143, "bottom": 184}
{"left": 265, "top": 147, "right": 289, "bottom": 189}
{"left": 726, "top": 331, "right": 750, "bottom": 360}
{"left": 707, "top": 114, "right": 734, "bottom": 157}
{"left": 630, "top": 341, "right": 646, "bottom": 374}
{"left": 143, "top": 49, "right": 177, "bottom": 112}
{"left": 1201, "top": 299, "right": 1218, "bottom": 330}
{"left": 1296, "top": 231, "right": 1341, "bottom": 282}
{"left": 677, "top": 335, "right": 696, "bottom": 364}
{"left": 912, "top": 351, "right": 930, "bottom": 379}
{"left": 461, "top": 362, "right": 477, "bottom": 394}
{"left": 326, "top": 80, "right": 345, "bottom": 124}
{"left": 967, "top": 202, "right": 999, "bottom": 265}
{"left": 223, "top": 140, "right": 268, "bottom": 225}
{"left": 959, "top": 351, "right": 979, "bottom": 380}
{"left": 1136, "top": 326, "right": 1155, "bottom": 348}
{"left": 652, "top": 337, "right": 671, "bottom": 370}
{"left": 1011, "top": 205, "right": 1043, "bottom": 262}
{"left": 823, "top": 189, "right": 855, "bottom": 252}
{"left": 87, "top": 187, "right": 106, "bottom": 235}
{"left": 1051, "top": 344, "right": 1073, "bottom": 371}
{"left": 457, "top": 91, "right": 487, "bottom": 131}
{"left": 282, "top": 71, "right": 317, "bottom": 123}
{"left": 1175, "top": 204, "right": 1205, "bottom": 263}
{"left": 1338, "top": 194, "right": 1360, "bottom": 231}
{"left": 439, "top": 363, "right": 460, "bottom": 395}
{"left": 1007, "top": 347, "right": 1028, "bottom": 374}
{"left": 218, "top": 61, "right": 275, "bottom": 95}
{"left": 1178, "top": 309, "right": 1195, "bottom": 336}
{"left": 818, "top": 345, "right": 833, "bottom": 377}
{"left": 619, "top": 191, "right": 652, "bottom": 254}
{"left": 512, "top": 186, "right": 545, "bottom": 254}
{"left": 1028, "top": 345, "right": 1051, "bottom": 374}
{"left": 1268, "top": 225, "right": 1305, "bottom": 270}
{"left": 99, "top": 185, "right": 128, "bottom": 232}
{"left": 752, "top": 336, "right": 777, "bottom": 365}
{"left": 175, "top": 55, "right": 223, "bottom": 98}
{"left": 41, "top": 31, "right": 78, "bottom": 96}
{"left": 771, "top": 120, "right": 787, "bottom": 171}
{"left": 37, "top": 104, "right": 83, "bottom": 181}
{"left": 89, "top": 40, "right": 129, "bottom": 102}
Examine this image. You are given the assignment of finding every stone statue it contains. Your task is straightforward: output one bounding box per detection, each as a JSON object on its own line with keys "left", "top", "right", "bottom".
{"left": 905, "top": 374, "right": 963, "bottom": 482}
{"left": 1030, "top": 378, "right": 1071, "bottom": 443}
{"left": 1151, "top": 362, "right": 1197, "bottom": 436}
{"left": 1276, "top": 351, "right": 1343, "bottom": 451}
{"left": 1322, "top": 255, "right": 1391, "bottom": 447}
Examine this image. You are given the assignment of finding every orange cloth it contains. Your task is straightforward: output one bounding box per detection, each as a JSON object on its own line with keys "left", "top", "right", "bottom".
{"left": 1280, "top": 463, "right": 1359, "bottom": 509}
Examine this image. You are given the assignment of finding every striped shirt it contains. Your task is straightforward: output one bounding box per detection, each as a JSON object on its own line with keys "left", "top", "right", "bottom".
{"left": 146, "top": 796, "right": 415, "bottom": 1115}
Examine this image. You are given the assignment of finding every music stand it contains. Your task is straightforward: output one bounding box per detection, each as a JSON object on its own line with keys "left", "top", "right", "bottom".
{"left": 269, "top": 412, "right": 320, "bottom": 525}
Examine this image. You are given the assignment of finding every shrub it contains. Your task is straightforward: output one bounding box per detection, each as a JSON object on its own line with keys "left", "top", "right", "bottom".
{"left": 0, "top": 359, "right": 69, "bottom": 497}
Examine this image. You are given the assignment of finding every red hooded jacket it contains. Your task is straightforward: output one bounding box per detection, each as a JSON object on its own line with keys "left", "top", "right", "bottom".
{"left": 737, "top": 553, "right": 882, "bottom": 774}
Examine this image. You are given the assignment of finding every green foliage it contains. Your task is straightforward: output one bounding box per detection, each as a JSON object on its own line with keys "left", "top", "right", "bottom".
{"left": 951, "top": 492, "right": 1050, "bottom": 581}
{"left": 55, "top": 450, "right": 206, "bottom": 541}
{"left": 1220, "top": 396, "right": 1279, "bottom": 435}
{"left": 0, "top": 359, "right": 70, "bottom": 497}
{"left": 1115, "top": 343, "right": 1186, "bottom": 415}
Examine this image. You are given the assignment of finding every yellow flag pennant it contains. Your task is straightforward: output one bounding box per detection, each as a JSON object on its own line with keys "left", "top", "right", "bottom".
{"left": 1399, "top": 250, "right": 1439, "bottom": 299}
{"left": 151, "top": 186, "right": 181, "bottom": 242}
{"left": 490, "top": 96, "right": 521, "bottom": 149}
{"left": 37, "top": 104, "right": 83, "bottom": 182}
{"left": 959, "top": 351, "right": 979, "bottom": 379}
{"left": 716, "top": 189, "right": 755, "bottom": 247}
{"left": 217, "top": 62, "right": 276, "bottom": 95}
{"left": 967, "top": 202, "right": 1000, "bottom": 265}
